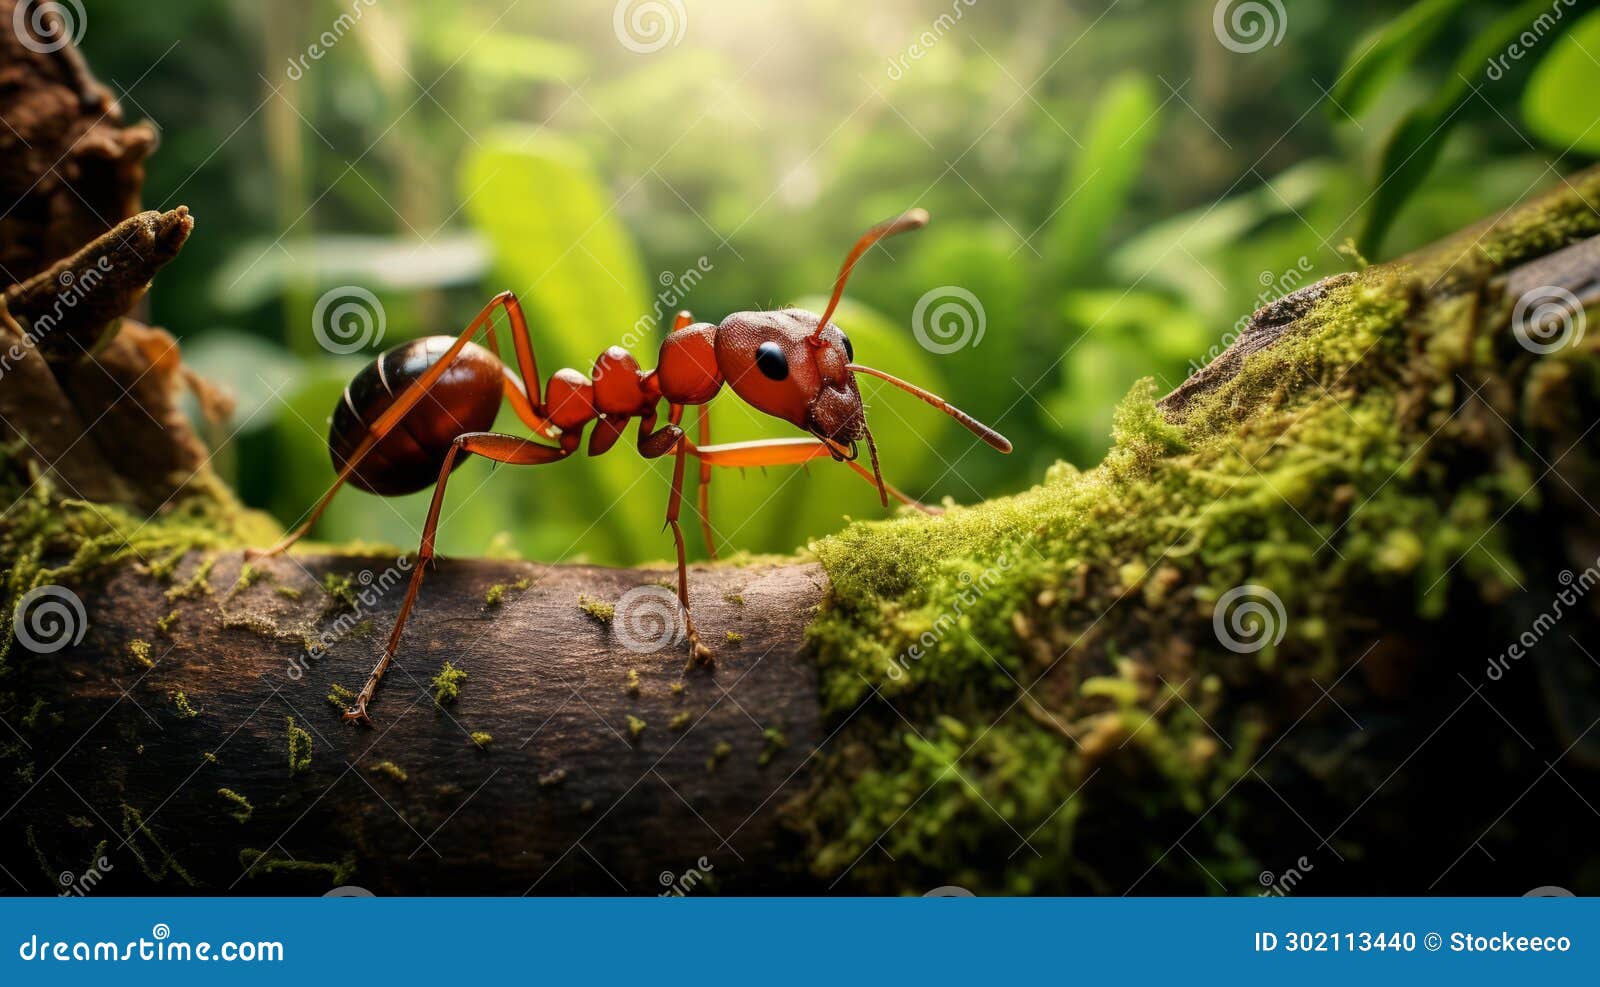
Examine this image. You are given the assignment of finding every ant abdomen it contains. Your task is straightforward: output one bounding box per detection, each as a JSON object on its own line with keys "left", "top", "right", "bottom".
{"left": 329, "top": 336, "right": 504, "bottom": 496}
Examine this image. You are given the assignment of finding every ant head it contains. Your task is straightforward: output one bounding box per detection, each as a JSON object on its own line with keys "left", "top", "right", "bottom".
{"left": 715, "top": 308, "right": 861, "bottom": 450}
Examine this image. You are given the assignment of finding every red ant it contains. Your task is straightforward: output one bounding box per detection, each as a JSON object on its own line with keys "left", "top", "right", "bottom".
{"left": 251, "top": 209, "right": 1011, "bottom": 725}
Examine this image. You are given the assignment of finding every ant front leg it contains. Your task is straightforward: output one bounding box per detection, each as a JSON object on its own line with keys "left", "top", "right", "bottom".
{"left": 638, "top": 406, "right": 713, "bottom": 667}
{"left": 690, "top": 437, "right": 943, "bottom": 514}
{"left": 695, "top": 404, "right": 719, "bottom": 559}
{"left": 345, "top": 430, "right": 573, "bottom": 726}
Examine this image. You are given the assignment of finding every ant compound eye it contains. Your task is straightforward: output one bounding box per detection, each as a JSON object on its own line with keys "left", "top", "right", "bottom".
{"left": 755, "top": 341, "right": 789, "bottom": 381}
{"left": 839, "top": 332, "right": 854, "bottom": 363}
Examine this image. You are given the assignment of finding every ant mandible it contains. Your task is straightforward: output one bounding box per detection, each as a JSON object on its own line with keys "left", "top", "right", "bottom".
{"left": 250, "top": 209, "right": 1011, "bottom": 726}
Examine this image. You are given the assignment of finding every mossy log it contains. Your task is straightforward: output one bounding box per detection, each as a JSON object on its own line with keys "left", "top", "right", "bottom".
{"left": 5, "top": 13, "right": 1600, "bottom": 895}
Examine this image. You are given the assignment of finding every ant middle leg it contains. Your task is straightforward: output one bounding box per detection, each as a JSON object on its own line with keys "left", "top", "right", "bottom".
{"left": 345, "top": 430, "right": 573, "bottom": 726}
{"left": 638, "top": 406, "right": 713, "bottom": 667}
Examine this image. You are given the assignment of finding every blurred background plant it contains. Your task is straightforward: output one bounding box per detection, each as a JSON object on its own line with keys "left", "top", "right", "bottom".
{"left": 84, "top": 0, "right": 1598, "bottom": 564}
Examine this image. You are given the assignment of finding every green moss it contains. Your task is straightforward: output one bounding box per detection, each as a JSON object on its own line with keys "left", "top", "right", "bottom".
{"left": 320, "top": 572, "right": 359, "bottom": 616}
{"left": 470, "top": 731, "right": 493, "bottom": 748}
{"left": 706, "top": 741, "right": 732, "bottom": 772}
{"left": 164, "top": 556, "right": 216, "bottom": 601}
{"left": 797, "top": 169, "right": 1600, "bottom": 894}
{"left": 19, "top": 698, "right": 44, "bottom": 730}
{"left": 170, "top": 691, "right": 199, "bottom": 718}
{"left": 430, "top": 661, "right": 467, "bottom": 706}
{"left": 370, "top": 760, "right": 407, "bottom": 783}
{"left": 120, "top": 804, "right": 196, "bottom": 886}
{"left": 128, "top": 639, "right": 153, "bottom": 669}
{"left": 725, "top": 631, "right": 743, "bottom": 645}
{"left": 327, "top": 682, "right": 356, "bottom": 711}
{"left": 484, "top": 576, "right": 530, "bottom": 607}
{"left": 223, "top": 562, "right": 267, "bottom": 601}
{"left": 670, "top": 681, "right": 686, "bottom": 696}
{"left": 155, "top": 609, "right": 180, "bottom": 635}
{"left": 625, "top": 668, "right": 641, "bottom": 697}
{"left": 579, "top": 594, "right": 615, "bottom": 623}
{"left": 274, "top": 585, "right": 302, "bottom": 600}
{"left": 723, "top": 590, "right": 745, "bottom": 605}
{"left": 626, "top": 715, "right": 646, "bottom": 741}
{"left": 757, "top": 726, "right": 787, "bottom": 767}
{"left": 238, "top": 847, "right": 355, "bottom": 887}
{"left": 217, "top": 787, "right": 253, "bottom": 823}
{"left": 286, "top": 716, "right": 313, "bottom": 775}
{"left": 668, "top": 710, "right": 693, "bottom": 731}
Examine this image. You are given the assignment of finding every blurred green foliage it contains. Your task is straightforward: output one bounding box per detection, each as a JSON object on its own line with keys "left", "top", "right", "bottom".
{"left": 83, "top": 0, "right": 1595, "bottom": 564}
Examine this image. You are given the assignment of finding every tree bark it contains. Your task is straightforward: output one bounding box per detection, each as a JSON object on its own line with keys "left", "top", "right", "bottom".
{"left": 7, "top": 553, "right": 828, "bottom": 894}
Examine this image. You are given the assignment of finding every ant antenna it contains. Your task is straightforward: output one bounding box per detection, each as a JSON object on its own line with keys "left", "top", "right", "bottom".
{"left": 862, "top": 421, "right": 888, "bottom": 507}
{"left": 811, "top": 208, "right": 930, "bottom": 343}
{"left": 849, "top": 363, "right": 1013, "bottom": 454}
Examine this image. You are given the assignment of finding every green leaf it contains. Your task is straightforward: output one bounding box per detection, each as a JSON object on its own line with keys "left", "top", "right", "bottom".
{"left": 1330, "top": 0, "right": 1469, "bottom": 118}
{"left": 461, "top": 131, "right": 661, "bottom": 564}
{"left": 1046, "top": 73, "right": 1161, "bottom": 281}
{"left": 1358, "top": 0, "right": 1579, "bottom": 257}
{"left": 1523, "top": 8, "right": 1600, "bottom": 154}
